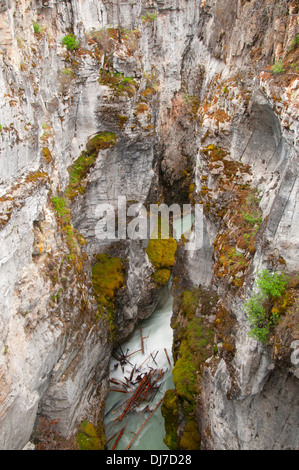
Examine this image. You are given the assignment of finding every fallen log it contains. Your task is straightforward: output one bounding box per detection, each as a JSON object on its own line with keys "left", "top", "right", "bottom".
{"left": 138, "top": 354, "right": 151, "bottom": 369}
{"left": 110, "top": 378, "right": 121, "bottom": 386}
{"left": 150, "top": 352, "right": 158, "bottom": 367}
{"left": 125, "top": 349, "right": 142, "bottom": 358}
{"left": 164, "top": 348, "right": 171, "bottom": 367}
{"left": 106, "top": 431, "right": 118, "bottom": 446}
{"left": 140, "top": 324, "right": 144, "bottom": 354}
{"left": 115, "top": 369, "right": 158, "bottom": 421}
{"left": 125, "top": 399, "right": 163, "bottom": 450}
{"left": 111, "top": 427, "right": 125, "bottom": 450}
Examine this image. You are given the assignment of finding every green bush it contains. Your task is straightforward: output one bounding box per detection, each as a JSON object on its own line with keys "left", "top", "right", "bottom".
{"left": 271, "top": 60, "right": 284, "bottom": 75}
{"left": 257, "top": 269, "right": 288, "bottom": 298}
{"left": 62, "top": 34, "right": 79, "bottom": 50}
{"left": 244, "top": 270, "right": 288, "bottom": 344}
{"left": 33, "top": 22, "right": 41, "bottom": 34}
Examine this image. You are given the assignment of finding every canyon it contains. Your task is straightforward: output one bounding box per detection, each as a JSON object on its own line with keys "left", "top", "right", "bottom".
{"left": 0, "top": 0, "right": 298, "bottom": 450}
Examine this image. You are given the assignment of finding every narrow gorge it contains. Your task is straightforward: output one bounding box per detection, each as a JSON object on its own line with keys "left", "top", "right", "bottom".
{"left": 0, "top": 0, "right": 298, "bottom": 450}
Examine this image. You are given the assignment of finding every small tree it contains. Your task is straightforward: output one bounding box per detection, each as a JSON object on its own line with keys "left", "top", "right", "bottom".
{"left": 62, "top": 34, "right": 79, "bottom": 51}
{"left": 244, "top": 270, "right": 288, "bottom": 344}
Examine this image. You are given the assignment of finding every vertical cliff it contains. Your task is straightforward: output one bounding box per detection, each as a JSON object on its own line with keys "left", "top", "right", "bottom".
{"left": 0, "top": 0, "right": 298, "bottom": 450}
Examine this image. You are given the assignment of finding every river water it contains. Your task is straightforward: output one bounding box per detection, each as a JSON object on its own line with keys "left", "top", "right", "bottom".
{"left": 104, "top": 214, "right": 193, "bottom": 450}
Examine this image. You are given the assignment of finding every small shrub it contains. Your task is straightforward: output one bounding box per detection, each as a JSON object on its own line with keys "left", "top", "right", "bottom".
{"left": 257, "top": 269, "right": 288, "bottom": 298}
{"left": 52, "top": 196, "right": 70, "bottom": 222}
{"left": 271, "top": 60, "right": 284, "bottom": 75}
{"left": 289, "top": 35, "right": 299, "bottom": 50}
{"left": 242, "top": 210, "right": 262, "bottom": 226}
{"left": 33, "top": 22, "right": 42, "bottom": 34}
{"left": 62, "top": 34, "right": 79, "bottom": 50}
{"left": 244, "top": 270, "right": 288, "bottom": 344}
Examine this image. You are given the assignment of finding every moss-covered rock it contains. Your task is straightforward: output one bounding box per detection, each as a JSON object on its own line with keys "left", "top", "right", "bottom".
{"left": 91, "top": 254, "right": 124, "bottom": 336}
{"left": 86, "top": 132, "right": 117, "bottom": 153}
{"left": 172, "top": 317, "right": 214, "bottom": 402}
{"left": 179, "top": 418, "right": 201, "bottom": 450}
{"left": 91, "top": 254, "right": 124, "bottom": 308}
{"left": 163, "top": 287, "right": 216, "bottom": 450}
{"left": 152, "top": 268, "right": 171, "bottom": 286}
{"left": 146, "top": 237, "right": 177, "bottom": 270}
{"left": 161, "top": 389, "right": 179, "bottom": 450}
{"left": 77, "top": 421, "right": 106, "bottom": 450}
{"left": 66, "top": 132, "right": 117, "bottom": 200}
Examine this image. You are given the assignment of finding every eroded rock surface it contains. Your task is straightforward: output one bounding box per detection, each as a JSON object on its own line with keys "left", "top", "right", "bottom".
{"left": 0, "top": 0, "right": 298, "bottom": 450}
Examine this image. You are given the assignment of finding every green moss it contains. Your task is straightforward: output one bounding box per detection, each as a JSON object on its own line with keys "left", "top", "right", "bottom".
{"left": 91, "top": 254, "right": 124, "bottom": 336}
{"left": 52, "top": 196, "right": 71, "bottom": 223}
{"left": 173, "top": 317, "right": 213, "bottom": 403}
{"left": 179, "top": 419, "right": 201, "bottom": 450}
{"left": 163, "top": 288, "right": 215, "bottom": 449}
{"left": 98, "top": 70, "right": 138, "bottom": 97}
{"left": 180, "top": 289, "right": 202, "bottom": 320}
{"left": 152, "top": 268, "right": 171, "bottom": 286}
{"left": 161, "top": 390, "right": 179, "bottom": 450}
{"left": 86, "top": 132, "right": 117, "bottom": 153}
{"left": 92, "top": 254, "right": 124, "bottom": 307}
{"left": 77, "top": 421, "right": 105, "bottom": 450}
{"left": 51, "top": 196, "right": 85, "bottom": 271}
{"left": 146, "top": 237, "right": 177, "bottom": 270}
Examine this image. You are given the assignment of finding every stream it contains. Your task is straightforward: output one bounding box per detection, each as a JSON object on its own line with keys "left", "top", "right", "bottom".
{"left": 104, "top": 213, "right": 194, "bottom": 450}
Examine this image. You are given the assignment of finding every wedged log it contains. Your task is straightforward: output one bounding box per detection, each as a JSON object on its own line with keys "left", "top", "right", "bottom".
{"left": 111, "top": 427, "right": 126, "bottom": 450}
{"left": 125, "top": 399, "right": 163, "bottom": 450}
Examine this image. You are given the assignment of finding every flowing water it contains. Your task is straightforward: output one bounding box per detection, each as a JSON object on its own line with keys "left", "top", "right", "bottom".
{"left": 104, "top": 213, "right": 194, "bottom": 450}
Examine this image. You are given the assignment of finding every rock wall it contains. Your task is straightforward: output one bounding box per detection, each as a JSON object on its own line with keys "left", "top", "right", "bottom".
{"left": 168, "top": 0, "right": 299, "bottom": 451}
{"left": 0, "top": 0, "right": 298, "bottom": 450}
{"left": 0, "top": 0, "right": 203, "bottom": 449}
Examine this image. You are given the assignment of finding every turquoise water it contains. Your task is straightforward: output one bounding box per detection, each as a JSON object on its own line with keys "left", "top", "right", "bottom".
{"left": 104, "top": 213, "right": 194, "bottom": 450}
{"left": 104, "top": 292, "right": 174, "bottom": 450}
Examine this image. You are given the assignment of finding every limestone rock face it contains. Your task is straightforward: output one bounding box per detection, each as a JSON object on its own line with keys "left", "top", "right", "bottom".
{"left": 0, "top": 0, "right": 298, "bottom": 450}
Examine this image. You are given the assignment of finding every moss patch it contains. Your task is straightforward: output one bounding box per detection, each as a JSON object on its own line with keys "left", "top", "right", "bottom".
{"left": 163, "top": 287, "right": 216, "bottom": 450}
{"left": 179, "top": 418, "right": 201, "bottom": 450}
{"left": 152, "top": 268, "right": 171, "bottom": 286}
{"left": 91, "top": 254, "right": 124, "bottom": 337}
{"left": 86, "top": 132, "right": 117, "bottom": 153}
{"left": 41, "top": 147, "right": 52, "bottom": 163}
{"left": 92, "top": 254, "right": 124, "bottom": 306}
{"left": 146, "top": 237, "right": 177, "bottom": 270}
{"left": 66, "top": 132, "right": 117, "bottom": 200}
{"left": 161, "top": 389, "right": 179, "bottom": 450}
{"left": 51, "top": 196, "right": 86, "bottom": 271}
{"left": 172, "top": 317, "right": 214, "bottom": 403}
{"left": 77, "top": 421, "right": 105, "bottom": 450}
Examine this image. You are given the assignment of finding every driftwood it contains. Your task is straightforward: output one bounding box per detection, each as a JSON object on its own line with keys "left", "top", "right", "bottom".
{"left": 150, "top": 351, "right": 158, "bottom": 366}
{"left": 111, "top": 427, "right": 125, "bottom": 450}
{"left": 140, "top": 323, "right": 144, "bottom": 354}
{"left": 125, "top": 399, "right": 163, "bottom": 450}
{"left": 126, "top": 349, "right": 142, "bottom": 358}
{"left": 164, "top": 348, "right": 171, "bottom": 367}
{"left": 106, "top": 431, "right": 119, "bottom": 446}
{"left": 114, "top": 369, "right": 164, "bottom": 422}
